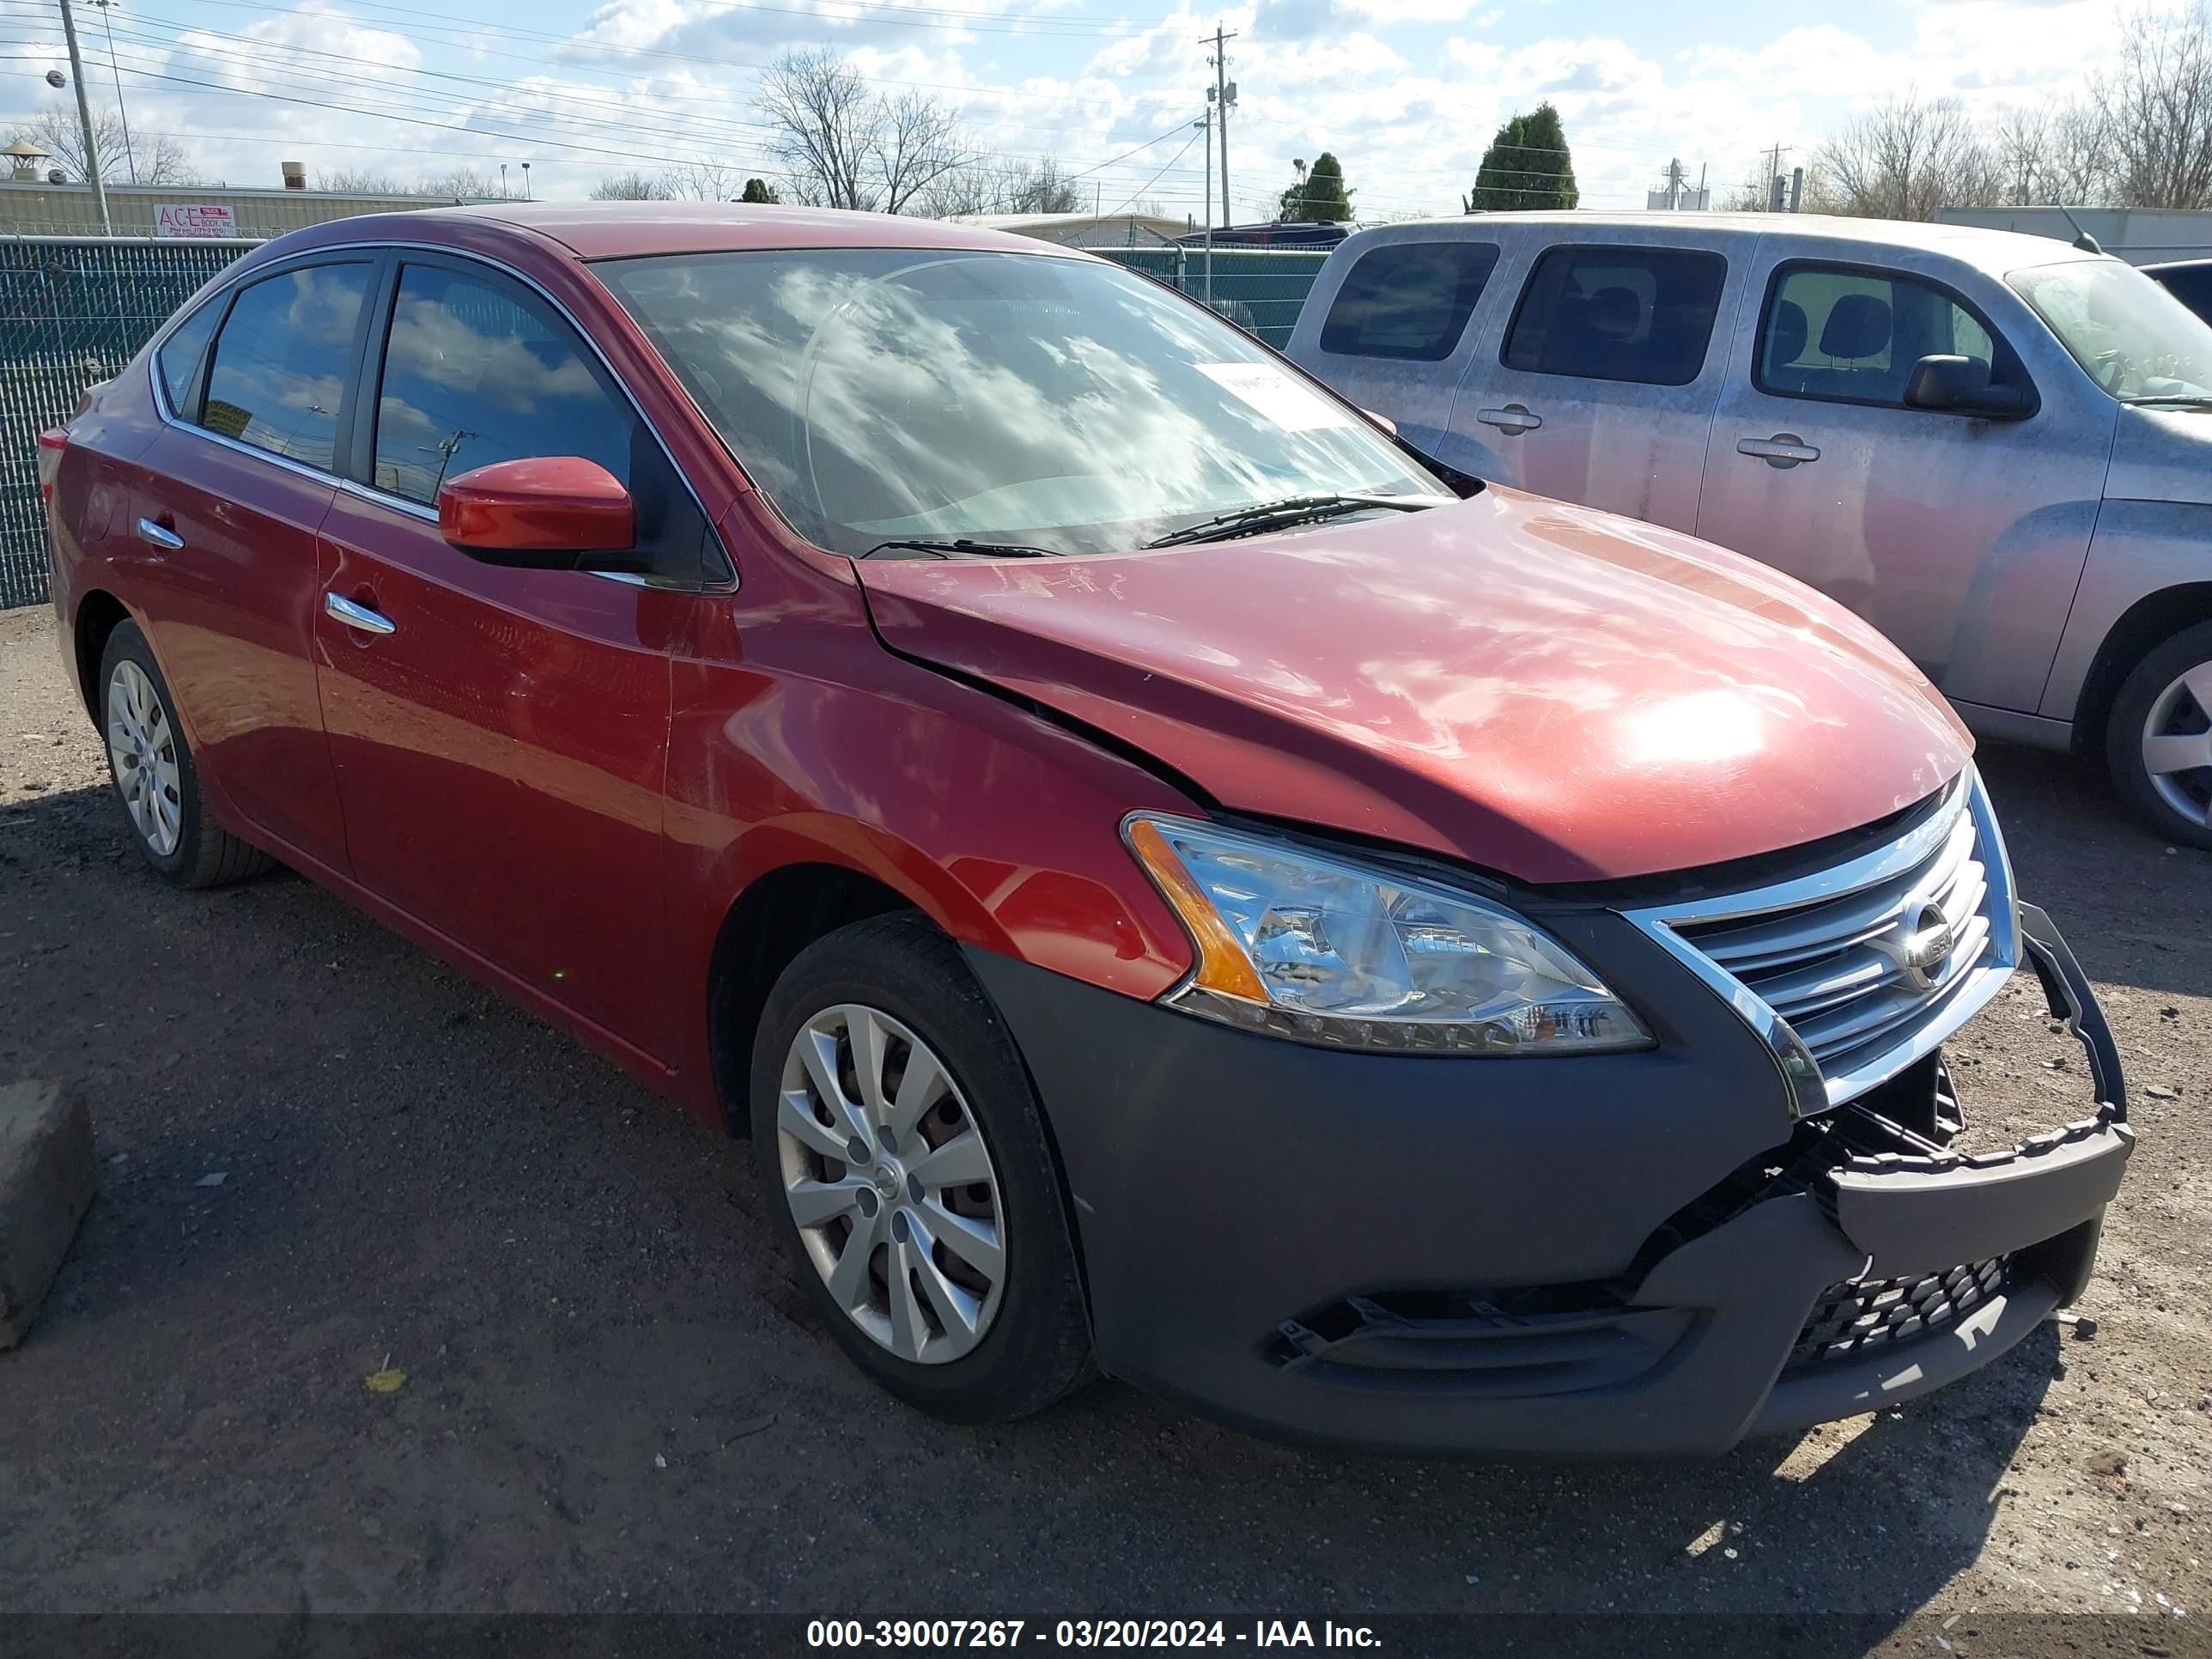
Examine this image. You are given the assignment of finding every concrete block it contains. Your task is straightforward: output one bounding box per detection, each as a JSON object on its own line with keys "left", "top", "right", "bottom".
{"left": 0, "top": 1079, "right": 96, "bottom": 1348}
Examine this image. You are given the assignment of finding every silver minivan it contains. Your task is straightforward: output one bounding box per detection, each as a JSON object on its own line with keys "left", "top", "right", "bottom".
{"left": 1286, "top": 212, "right": 2212, "bottom": 847}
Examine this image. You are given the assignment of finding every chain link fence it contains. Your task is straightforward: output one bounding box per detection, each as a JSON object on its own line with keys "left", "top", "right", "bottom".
{"left": 0, "top": 236, "right": 1328, "bottom": 611}
{"left": 1095, "top": 246, "right": 1329, "bottom": 351}
{"left": 1, "top": 237, "right": 257, "bottom": 608}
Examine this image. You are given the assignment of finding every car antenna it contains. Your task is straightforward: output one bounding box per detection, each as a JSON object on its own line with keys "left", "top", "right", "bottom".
{"left": 2056, "top": 204, "right": 2103, "bottom": 254}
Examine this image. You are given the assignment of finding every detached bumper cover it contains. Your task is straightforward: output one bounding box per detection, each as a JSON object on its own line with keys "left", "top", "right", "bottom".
{"left": 969, "top": 901, "right": 2130, "bottom": 1456}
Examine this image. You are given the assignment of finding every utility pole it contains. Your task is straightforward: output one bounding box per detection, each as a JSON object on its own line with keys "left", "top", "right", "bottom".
{"left": 1204, "top": 23, "right": 1237, "bottom": 232}
{"left": 88, "top": 0, "right": 133, "bottom": 184}
{"left": 1193, "top": 111, "right": 1213, "bottom": 307}
{"left": 1765, "top": 142, "right": 1788, "bottom": 213}
{"left": 56, "top": 0, "right": 111, "bottom": 236}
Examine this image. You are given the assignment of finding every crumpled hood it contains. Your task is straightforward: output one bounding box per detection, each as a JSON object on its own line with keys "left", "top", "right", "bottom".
{"left": 855, "top": 486, "right": 1970, "bottom": 883}
{"left": 2106, "top": 404, "right": 2212, "bottom": 507}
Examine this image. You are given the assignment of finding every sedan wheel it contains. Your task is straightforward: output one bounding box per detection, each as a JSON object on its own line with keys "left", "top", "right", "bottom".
{"left": 775, "top": 1003, "right": 1006, "bottom": 1365}
{"left": 106, "top": 658, "right": 183, "bottom": 856}
{"left": 2108, "top": 621, "right": 2212, "bottom": 850}
{"left": 2139, "top": 659, "right": 2212, "bottom": 830}
{"left": 750, "top": 913, "right": 1093, "bottom": 1422}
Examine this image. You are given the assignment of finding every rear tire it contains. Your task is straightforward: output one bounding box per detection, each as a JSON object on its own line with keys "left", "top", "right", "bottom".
{"left": 97, "top": 620, "right": 272, "bottom": 888}
{"left": 750, "top": 913, "right": 1093, "bottom": 1423}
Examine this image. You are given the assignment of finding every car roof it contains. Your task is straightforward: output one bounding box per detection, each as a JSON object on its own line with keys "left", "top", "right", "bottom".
{"left": 323, "top": 200, "right": 1088, "bottom": 262}
{"left": 1344, "top": 210, "right": 2090, "bottom": 270}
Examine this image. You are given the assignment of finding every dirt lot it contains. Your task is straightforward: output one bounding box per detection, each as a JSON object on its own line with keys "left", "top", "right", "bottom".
{"left": 2, "top": 600, "right": 2209, "bottom": 1650}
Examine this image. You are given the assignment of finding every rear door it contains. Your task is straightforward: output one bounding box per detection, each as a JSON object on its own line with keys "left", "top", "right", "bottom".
{"left": 312, "top": 252, "right": 696, "bottom": 1060}
{"left": 1449, "top": 235, "right": 1737, "bottom": 532}
{"left": 128, "top": 258, "right": 374, "bottom": 868}
{"left": 1693, "top": 249, "right": 2107, "bottom": 712}
{"left": 1285, "top": 230, "right": 1506, "bottom": 471}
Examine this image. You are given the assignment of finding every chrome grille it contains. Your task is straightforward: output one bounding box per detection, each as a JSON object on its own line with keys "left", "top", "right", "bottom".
{"left": 1628, "top": 770, "right": 2019, "bottom": 1113}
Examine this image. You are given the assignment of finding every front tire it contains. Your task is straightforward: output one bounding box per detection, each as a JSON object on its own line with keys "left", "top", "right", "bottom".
{"left": 97, "top": 620, "right": 271, "bottom": 888}
{"left": 750, "top": 914, "right": 1092, "bottom": 1423}
{"left": 2106, "top": 620, "right": 2212, "bottom": 849}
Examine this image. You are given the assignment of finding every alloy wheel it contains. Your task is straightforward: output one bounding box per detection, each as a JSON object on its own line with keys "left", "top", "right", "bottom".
{"left": 2142, "top": 659, "right": 2212, "bottom": 829}
{"left": 775, "top": 1003, "right": 1007, "bottom": 1364}
{"left": 106, "top": 659, "right": 182, "bottom": 857}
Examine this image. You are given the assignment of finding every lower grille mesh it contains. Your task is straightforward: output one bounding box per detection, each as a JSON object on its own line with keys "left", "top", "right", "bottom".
{"left": 1788, "top": 1256, "right": 2008, "bottom": 1370}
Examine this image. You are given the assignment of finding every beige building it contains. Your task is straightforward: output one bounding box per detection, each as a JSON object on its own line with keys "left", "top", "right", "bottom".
{"left": 0, "top": 179, "right": 499, "bottom": 239}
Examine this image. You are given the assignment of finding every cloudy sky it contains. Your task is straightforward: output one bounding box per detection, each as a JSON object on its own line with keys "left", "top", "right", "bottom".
{"left": 0, "top": 0, "right": 2178, "bottom": 217}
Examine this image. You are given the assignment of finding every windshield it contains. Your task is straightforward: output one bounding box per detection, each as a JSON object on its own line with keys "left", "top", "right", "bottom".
{"left": 595, "top": 248, "right": 1452, "bottom": 556}
{"left": 2009, "top": 258, "right": 2212, "bottom": 402}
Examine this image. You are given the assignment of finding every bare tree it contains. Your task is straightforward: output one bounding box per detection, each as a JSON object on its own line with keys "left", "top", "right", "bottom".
{"left": 1988, "top": 101, "right": 2112, "bottom": 205}
{"left": 660, "top": 160, "right": 747, "bottom": 201}
{"left": 874, "top": 89, "right": 965, "bottom": 214}
{"left": 10, "top": 107, "right": 197, "bottom": 185}
{"left": 917, "top": 155, "right": 1084, "bottom": 219}
{"left": 2088, "top": 3, "right": 2212, "bottom": 208}
{"left": 315, "top": 166, "right": 408, "bottom": 194}
{"left": 416, "top": 167, "right": 501, "bottom": 199}
{"left": 754, "top": 47, "right": 966, "bottom": 213}
{"left": 592, "top": 170, "right": 672, "bottom": 201}
{"left": 1815, "top": 90, "right": 2001, "bottom": 220}
{"left": 996, "top": 155, "right": 1082, "bottom": 214}
{"left": 757, "top": 49, "right": 884, "bottom": 210}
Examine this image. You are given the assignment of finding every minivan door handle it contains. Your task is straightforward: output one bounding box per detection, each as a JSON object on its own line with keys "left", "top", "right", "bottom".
{"left": 1738, "top": 434, "right": 1821, "bottom": 467}
{"left": 324, "top": 592, "right": 396, "bottom": 636}
{"left": 1475, "top": 404, "right": 1543, "bottom": 434}
{"left": 135, "top": 516, "right": 185, "bottom": 550}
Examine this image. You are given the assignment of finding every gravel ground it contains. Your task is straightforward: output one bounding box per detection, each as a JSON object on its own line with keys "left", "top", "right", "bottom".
{"left": 2, "top": 602, "right": 2209, "bottom": 1651}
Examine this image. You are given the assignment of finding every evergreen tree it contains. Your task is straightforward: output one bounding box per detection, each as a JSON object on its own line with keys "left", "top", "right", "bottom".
{"left": 739, "top": 177, "right": 782, "bottom": 204}
{"left": 1277, "top": 150, "right": 1354, "bottom": 222}
{"left": 1464, "top": 103, "right": 1577, "bottom": 212}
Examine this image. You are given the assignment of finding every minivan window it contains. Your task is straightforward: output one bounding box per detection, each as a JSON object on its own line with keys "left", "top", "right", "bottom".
{"left": 2010, "top": 258, "right": 2212, "bottom": 401}
{"left": 372, "top": 264, "right": 633, "bottom": 505}
{"left": 156, "top": 297, "right": 222, "bottom": 416}
{"left": 1319, "top": 240, "right": 1500, "bottom": 361}
{"left": 199, "top": 263, "right": 371, "bottom": 472}
{"left": 598, "top": 249, "right": 1451, "bottom": 558}
{"left": 1502, "top": 246, "right": 1727, "bottom": 386}
{"left": 1759, "top": 264, "right": 2015, "bottom": 408}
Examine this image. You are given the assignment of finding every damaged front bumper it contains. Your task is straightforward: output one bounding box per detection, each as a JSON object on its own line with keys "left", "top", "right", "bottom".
{"left": 970, "top": 902, "right": 2130, "bottom": 1457}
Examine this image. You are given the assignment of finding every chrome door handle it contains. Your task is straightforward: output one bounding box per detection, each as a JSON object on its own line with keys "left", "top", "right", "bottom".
{"left": 324, "top": 592, "right": 396, "bottom": 636}
{"left": 135, "top": 517, "right": 185, "bottom": 550}
{"left": 1475, "top": 404, "right": 1543, "bottom": 434}
{"left": 1738, "top": 434, "right": 1821, "bottom": 467}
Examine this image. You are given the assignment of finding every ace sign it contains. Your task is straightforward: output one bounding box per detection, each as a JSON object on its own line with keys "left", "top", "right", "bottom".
{"left": 153, "top": 204, "right": 238, "bottom": 239}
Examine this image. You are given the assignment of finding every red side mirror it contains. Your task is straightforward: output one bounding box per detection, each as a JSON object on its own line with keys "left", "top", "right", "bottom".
{"left": 438, "top": 457, "right": 635, "bottom": 562}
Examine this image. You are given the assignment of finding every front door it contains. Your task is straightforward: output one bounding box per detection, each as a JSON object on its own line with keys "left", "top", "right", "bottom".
{"left": 1449, "top": 238, "right": 1737, "bottom": 532}
{"left": 312, "top": 255, "right": 685, "bottom": 1060}
{"left": 1694, "top": 254, "right": 2111, "bottom": 713}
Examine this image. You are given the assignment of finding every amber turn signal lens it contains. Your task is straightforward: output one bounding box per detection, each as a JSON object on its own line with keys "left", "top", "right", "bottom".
{"left": 1125, "top": 817, "right": 1270, "bottom": 1003}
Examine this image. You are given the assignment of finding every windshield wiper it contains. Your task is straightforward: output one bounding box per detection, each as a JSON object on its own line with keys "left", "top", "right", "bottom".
{"left": 1144, "top": 493, "right": 1435, "bottom": 550}
{"left": 859, "top": 538, "right": 1060, "bottom": 560}
{"left": 2124, "top": 394, "right": 2212, "bottom": 409}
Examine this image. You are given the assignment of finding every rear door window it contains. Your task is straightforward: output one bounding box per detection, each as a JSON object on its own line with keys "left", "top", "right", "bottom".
{"left": 156, "top": 297, "right": 223, "bottom": 416}
{"left": 1757, "top": 264, "right": 2021, "bottom": 408}
{"left": 198, "top": 263, "right": 373, "bottom": 471}
{"left": 1502, "top": 246, "right": 1727, "bottom": 386}
{"left": 1319, "top": 240, "right": 1500, "bottom": 361}
{"left": 369, "top": 262, "right": 635, "bottom": 505}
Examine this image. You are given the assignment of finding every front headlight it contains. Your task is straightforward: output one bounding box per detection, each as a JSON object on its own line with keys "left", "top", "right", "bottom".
{"left": 1125, "top": 815, "right": 1651, "bottom": 1056}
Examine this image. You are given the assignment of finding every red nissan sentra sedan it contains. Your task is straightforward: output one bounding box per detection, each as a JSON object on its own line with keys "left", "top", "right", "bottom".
{"left": 42, "top": 204, "right": 2132, "bottom": 1455}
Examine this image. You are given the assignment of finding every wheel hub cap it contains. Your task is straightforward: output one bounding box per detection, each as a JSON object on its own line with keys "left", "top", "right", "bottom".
{"left": 775, "top": 1003, "right": 1006, "bottom": 1365}
{"left": 105, "top": 659, "right": 182, "bottom": 857}
{"left": 2142, "top": 659, "right": 2212, "bottom": 828}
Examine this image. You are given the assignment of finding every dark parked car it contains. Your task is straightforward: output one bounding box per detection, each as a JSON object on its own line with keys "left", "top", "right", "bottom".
{"left": 40, "top": 204, "right": 2131, "bottom": 1455}
{"left": 2146, "top": 257, "right": 2212, "bottom": 324}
